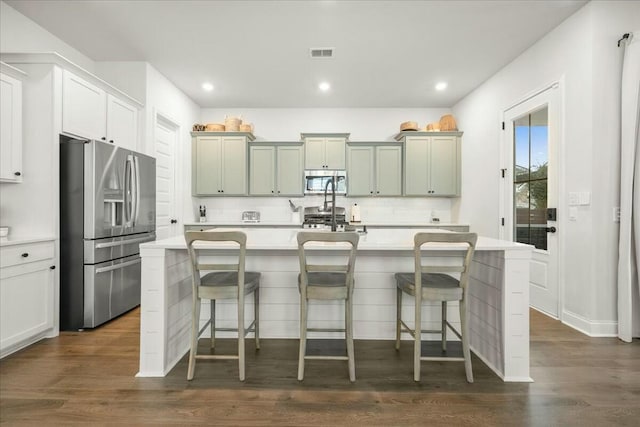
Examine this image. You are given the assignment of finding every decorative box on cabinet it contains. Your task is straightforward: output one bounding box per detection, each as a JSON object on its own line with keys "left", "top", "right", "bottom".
{"left": 302, "top": 133, "right": 348, "bottom": 170}
{"left": 0, "top": 239, "right": 55, "bottom": 358}
{"left": 250, "top": 143, "right": 304, "bottom": 196}
{"left": 0, "top": 63, "right": 25, "bottom": 183}
{"left": 347, "top": 143, "right": 402, "bottom": 196}
{"left": 191, "top": 131, "right": 254, "bottom": 196}
{"left": 396, "top": 131, "right": 462, "bottom": 197}
{"left": 62, "top": 70, "right": 139, "bottom": 150}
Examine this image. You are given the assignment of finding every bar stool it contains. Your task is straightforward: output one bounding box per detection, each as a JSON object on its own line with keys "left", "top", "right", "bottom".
{"left": 297, "top": 231, "right": 359, "bottom": 382}
{"left": 185, "top": 231, "right": 260, "bottom": 381}
{"left": 394, "top": 232, "right": 477, "bottom": 382}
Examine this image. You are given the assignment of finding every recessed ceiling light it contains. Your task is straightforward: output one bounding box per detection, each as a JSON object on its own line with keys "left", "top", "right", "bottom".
{"left": 435, "top": 82, "right": 448, "bottom": 91}
{"left": 202, "top": 82, "right": 214, "bottom": 92}
{"left": 319, "top": 82, "right": 331, "bottom": 92}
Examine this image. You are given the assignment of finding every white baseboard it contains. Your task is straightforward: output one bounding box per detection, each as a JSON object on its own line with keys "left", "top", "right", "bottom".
{"left": 562, "top": 310, "right": 618, "bottom": 337}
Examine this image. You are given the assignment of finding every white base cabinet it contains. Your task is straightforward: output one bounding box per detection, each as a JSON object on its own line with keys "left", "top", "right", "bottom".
{"left": 0, "top": 240, "right": 55, "bottom": 358}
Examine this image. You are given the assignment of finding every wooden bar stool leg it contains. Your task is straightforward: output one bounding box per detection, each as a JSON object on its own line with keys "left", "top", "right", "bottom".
{"left": 297, "top": 296, "right": 308, "bottom": 381}
{"left": 395, "top": 287, "right": 402, "bottom": 350}
{"left": 460, "top": 297, "right": 473, "bottom": 383}
{"left": 414, "top": 294, "right": 422, "bottom": 382}
{"left": 254, "top": 289, "right": 260, "bottom": 350}
{"left": 187, "top": 297, "right": 202, "bottom": 381}
{"left": 210, "top": 299, "right": 216, "bottom": 349}
{"left": 238, "top": 296, "right": 246, "bottom": 382}
{"left": 346, "top": 297, "right": 355, "bottom": 382}
{"left": 442, "top": 301, "right": 447, "bottom": 352}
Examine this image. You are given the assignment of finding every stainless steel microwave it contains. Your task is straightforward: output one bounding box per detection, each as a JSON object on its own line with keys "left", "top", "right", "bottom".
{"left": 304, "top": 170, "right": 347, "bottom": 195}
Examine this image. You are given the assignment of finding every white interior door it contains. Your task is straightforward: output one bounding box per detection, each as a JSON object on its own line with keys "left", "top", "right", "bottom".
{"left": 154, "top": 113, "right": 178, "bottom": 240}
{"left": 502, "top": 85, "right": 561, "bottom": 318}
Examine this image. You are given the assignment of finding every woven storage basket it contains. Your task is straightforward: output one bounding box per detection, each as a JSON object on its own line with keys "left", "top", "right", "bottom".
{"left": 224, "top": 116, "right": 242, "bottom": 131}
{"left": 426, "top": 122, "right": 440, "bottom": 131}
{"left": 239, "top": 123, "right": 254, "bottom": 133}
{"left": 205, "top": 123, "right": 225, "bottom": 131}
{"left": 400, "top": 121, "right": 419, "bottom": 131}
{"left": 439, "top": 114, "right": 457, "bottom": 131}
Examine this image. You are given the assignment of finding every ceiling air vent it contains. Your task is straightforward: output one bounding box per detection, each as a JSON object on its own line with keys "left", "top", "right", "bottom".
{"left": 310, "top": 48, "right": 334, "bottom": 58}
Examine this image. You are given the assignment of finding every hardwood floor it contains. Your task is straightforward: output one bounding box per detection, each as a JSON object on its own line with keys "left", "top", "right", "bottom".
{"left": 1, "top": 309, "right": 638, "bottom": 426}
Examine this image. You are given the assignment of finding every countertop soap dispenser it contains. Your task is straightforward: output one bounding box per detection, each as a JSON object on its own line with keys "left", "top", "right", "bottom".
{"left": 350, "top": 203, "right": 361, "bottom": 223}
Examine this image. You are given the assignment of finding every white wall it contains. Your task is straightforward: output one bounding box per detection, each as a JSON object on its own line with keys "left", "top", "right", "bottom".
{"left": 452, "top": 0, "right": 640, "bottom": 334}
{"left": 0, "top": 1, "right": 95, "bottom": 72}
{"left": 94, "top": 61, "right": 147, "bottom": 104}
{"left": 201, "top": 107, "right": 450, "bottom": 141}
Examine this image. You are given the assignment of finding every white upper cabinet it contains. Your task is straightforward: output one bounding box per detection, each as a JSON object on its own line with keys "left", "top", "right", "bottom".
{"left": 0, "top": 70, "right": 23, "bottom": 183}
{"left": 62, "top": 70, "right": 138, "bottom": 149}
{"left": 106, "top": 94, "right": 138, "bottom": 150}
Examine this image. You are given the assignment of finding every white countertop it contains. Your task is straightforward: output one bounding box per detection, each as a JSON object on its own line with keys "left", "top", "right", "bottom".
{"left": 184, "top": 221, "right": 468, "bottom": 227}
{"left": 142, "top": 227, "right": 531, "bottom": 252}
{"left": 0, "top": 236, "right": 55, "bottom": 247}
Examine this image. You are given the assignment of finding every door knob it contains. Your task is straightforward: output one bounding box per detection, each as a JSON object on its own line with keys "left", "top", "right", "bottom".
{"left": 546, "top": 226, "right": 557, "bottom": 233}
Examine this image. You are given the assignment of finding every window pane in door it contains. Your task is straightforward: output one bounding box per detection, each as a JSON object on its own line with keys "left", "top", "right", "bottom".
{"left": 513, "top": 106, "right": 549, "bottom": 250}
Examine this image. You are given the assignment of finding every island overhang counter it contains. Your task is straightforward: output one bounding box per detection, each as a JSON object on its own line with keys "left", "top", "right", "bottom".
{"left": 138, "top": 228, "right": 533, "bottom": 382}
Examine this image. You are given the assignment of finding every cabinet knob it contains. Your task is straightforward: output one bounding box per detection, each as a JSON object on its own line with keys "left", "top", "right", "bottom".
{"left": 376, "top": 191, "right": 380, "bottom": 194}
{"left": 21, "top": 253, "right": 29, "bottom": 258}
{"left": 277, "top": 190, "right": 281, "bottom": 194}
{"left": 370, "top": 191, "right": 373, "bottom": 194}
{"left": 14, "top": 171, "right": 21, "bottom": 176}
{"left": 50, "top": 265, "right": 56, "bottom": 270}
{"left": 101, "top": 137, "right": 106, "bottom": 141}
{"left": 170, "top": 219, "right": 178, "bottom": 224}
{"left": 109, "top": 140, "right": 114, "bottom": 144}
{"left": 271, "top": 190, "right": 274, "bottom": 193}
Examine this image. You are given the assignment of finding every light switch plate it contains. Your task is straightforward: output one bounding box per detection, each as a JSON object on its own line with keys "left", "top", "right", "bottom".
{"left": 569, "top": 206, "right": 577, "bottom": 221}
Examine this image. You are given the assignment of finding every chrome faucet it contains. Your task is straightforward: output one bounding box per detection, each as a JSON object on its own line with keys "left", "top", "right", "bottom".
{"left": 323, "top": 177, "right": 337, "bottom": 232}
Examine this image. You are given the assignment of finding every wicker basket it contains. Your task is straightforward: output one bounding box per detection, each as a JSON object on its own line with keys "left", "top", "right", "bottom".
{"left": 192, "top": 123, "right": 206, "bottom": 132}
{"left": 205, "top": 123, "right": 225, "bottom": 131}
{"left": 239, "top": 123, "right": 254, "bottom": 133}
{"left": 425, "top": 122, "right": 440, "bottom": 131}
{"left": 224, "top": 116, "right": 242, "bottom": 132}
{"left": 400, "top": 121, "right": 419, "bottom": 131}
{"left": 439, "top": 114, "right": 457, "bottom": 131}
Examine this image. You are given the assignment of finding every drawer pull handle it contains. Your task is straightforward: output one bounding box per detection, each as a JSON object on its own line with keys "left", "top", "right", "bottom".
{"left": 21, "top": 253, "right": 29, "bottom": 258}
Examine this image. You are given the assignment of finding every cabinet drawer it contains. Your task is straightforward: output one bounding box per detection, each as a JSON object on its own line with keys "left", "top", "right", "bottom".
{"left": 0, "top": 241, "right": 55, "bottom": 269}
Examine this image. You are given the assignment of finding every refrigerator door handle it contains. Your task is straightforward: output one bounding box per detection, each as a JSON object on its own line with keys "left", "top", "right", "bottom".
{"left": 93, "top": 233, "right": 156, "bottom": 249}
{"left": 94, "top": 258, "right": 141, "bottom": 274}
{"left": 124, "top": 154, "right": 134, "bottom": 227}
{"left": 133, "top": 155, "right": 141, "bottom": 225}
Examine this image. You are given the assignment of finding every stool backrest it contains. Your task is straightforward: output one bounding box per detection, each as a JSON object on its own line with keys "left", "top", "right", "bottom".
{"left": 297, "top": 232, "right": 360, "bottom": 289}
{"left": 413, "top": 232, "right": 478, "bottom": 290}
{"left": 185, "top": 230, "right": 247, "bottom": 290}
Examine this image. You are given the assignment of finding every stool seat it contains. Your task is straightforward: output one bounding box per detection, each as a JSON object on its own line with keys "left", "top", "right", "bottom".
{"left": 199, "top": 272, "right": 260, "bottom": 299}
{"left": 394, "top": 272, "right": 463, "bottom": 301}
{"left": 298, "top": 272, "right": 349, "bottom": 300}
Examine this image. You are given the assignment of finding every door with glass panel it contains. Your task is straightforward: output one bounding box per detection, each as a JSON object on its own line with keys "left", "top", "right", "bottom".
{"left": 503, "top": 86, "right": 560, "bottom": 318}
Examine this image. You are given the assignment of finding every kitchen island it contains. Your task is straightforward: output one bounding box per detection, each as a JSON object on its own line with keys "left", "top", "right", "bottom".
{"left": 138, "top": 228, "right": 533, "bottom": 382}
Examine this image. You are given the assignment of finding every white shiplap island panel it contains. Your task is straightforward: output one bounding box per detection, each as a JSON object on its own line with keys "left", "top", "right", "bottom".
{"left": 138, "top": 228, "right": 533, "bottom": 382}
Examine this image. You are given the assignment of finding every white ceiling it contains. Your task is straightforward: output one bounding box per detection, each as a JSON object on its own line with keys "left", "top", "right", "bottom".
{"left": 5, "top": 0, "right": 587, "bottom": 108}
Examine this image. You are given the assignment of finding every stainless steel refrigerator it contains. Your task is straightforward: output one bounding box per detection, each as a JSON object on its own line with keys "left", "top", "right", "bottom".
{"left": 60, "top": 137, "right": 156, "bottom": 330}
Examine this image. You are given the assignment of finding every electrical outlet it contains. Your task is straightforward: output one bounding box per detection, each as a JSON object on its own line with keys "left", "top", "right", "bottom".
{"left": 613, "top": 207, "right": 621, "bottom": 223}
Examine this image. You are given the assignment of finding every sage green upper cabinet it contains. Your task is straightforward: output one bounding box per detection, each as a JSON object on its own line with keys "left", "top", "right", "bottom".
{"left": 250, "top": 144, "right": 303, "bottom": 196}
{"left": 62, "top": 70, "right": 139, "bottom": 150}
{"left": 397, "top": 132, "right": 462, "bottom": 197}
{"left": 192, "top": 132, "right": 253, "bottom": 196}
{"left": 302, "top": 133, "right": 348, "bottom": 169}
{"left": 347, "top": 144, "right": 402, "bottom": 196}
